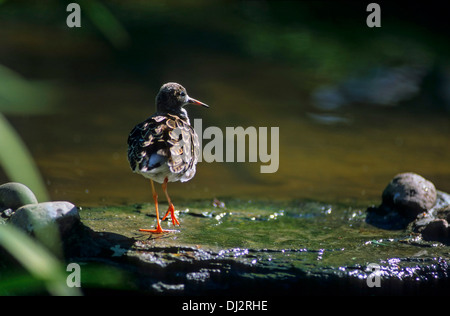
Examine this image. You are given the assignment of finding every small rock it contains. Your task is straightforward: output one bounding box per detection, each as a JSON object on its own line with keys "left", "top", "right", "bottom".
{"left": 413, "top": 212, "right": 435, "bottom": 228}
{"left": 0, "top": 182, "right": 38, "bottom": 211}
{"left": 1, "top": 208, "right": 14, "bottom": 218}
{"left": 186, "top": 270, "right": 211, "bottom": 283}
{"left": 382, "top": 172, "right": 437, "bottom": 219}
{"left": 152, "top": 282, "right": 184, "bottom": 293}
{"left": 420, "top": 219, "right": 450, "bottom": 243}
{"left": 212, "top": 198, "right": 226, "bottom": 209}
{"left": 430, "top": 191, "right": 450, "bottom": 217}
{"left": 409, "top": 197, "right": 450, "bottom": 244}
{"left": 9, "top": 201, "right": 80, "bottom": 236}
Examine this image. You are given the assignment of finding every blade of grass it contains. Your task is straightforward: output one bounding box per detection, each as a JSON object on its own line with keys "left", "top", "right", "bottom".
{"left": 0, "top": 113, "right": 50, "bottom": 201}
{"left": 0, "top": 64, "right": 58, "bottom": 115}
{"left": 0, "top": 224, "right": 81, "bottom": 296}
{"left": 0, "top": 272, "right": 48, "bottom": 295}
{"left": 80, "top": 0, "right": 130, "bottom": 49}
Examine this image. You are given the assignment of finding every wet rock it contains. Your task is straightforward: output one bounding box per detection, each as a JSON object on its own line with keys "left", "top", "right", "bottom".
{"left": 9, "top": 201, "right": 80, "bottom": 236}
{"left": 412, "top": 211, "right": 435, "bottom": 228}
{"left": 382, "top": 172, "right": 436, "bottom": 217}
{"left": 366, "top": 172, "right": 437, "bottom": 229}
{"left": 44, "top": 200, "right": 450, "bottom": 295}
{"left": 420, "top": 219, "right": 450, "bottom": 243}
{"left": 152, "top": 282, "right": 185, "bottom": 294}
{"left": 369, "top": 172, "right": 450, "bottom": 245}
{"left": 0, "top": 182, "right": 38, "bottom": 212}
{"left": 410, "top": 203, "right": 450, "bottom": 244}
{"left": 1, "top": 208, "right": 14, "bottom": 219}
{"left": 429, "top": 191, "right": 450, "bottom": 217}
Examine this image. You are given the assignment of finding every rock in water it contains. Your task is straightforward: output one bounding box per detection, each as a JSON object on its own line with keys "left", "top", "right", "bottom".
{"left": 420, "top": 218, "right": 450, "bottom": 243}
{"left": 9, "top": 201, "right": 80, "bottom": 236}
{"left": 0, "top": 182, "right": 38, "bottom": 211}
{"left": 366, "top": 172, "right": 438, "bottom": 229}
{"left": 381, "top": 172, "right": 437, "bottom": 219}
{"left": 410, "top": 201, "right": 450, "bottom": 244}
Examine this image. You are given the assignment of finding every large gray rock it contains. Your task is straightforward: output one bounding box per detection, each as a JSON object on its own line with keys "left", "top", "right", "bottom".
{"left": 366, "top": 172, "right": 439, "bottom": 229}
{"left": 0, "top": 182, "right": 38, "bottom": 211}
{"left": 9, "top": 201, "right": 80, "bottom": 235}
{"left": 382, "top": 172, "right": 437, "bottom": 218}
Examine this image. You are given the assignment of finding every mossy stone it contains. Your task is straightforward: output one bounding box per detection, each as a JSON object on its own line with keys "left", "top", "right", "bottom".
{"left": 9, "top": 201, "right": 80, "bottom": 235}
{"left": 0, "top": 182, "right": 38, "bottom": 211}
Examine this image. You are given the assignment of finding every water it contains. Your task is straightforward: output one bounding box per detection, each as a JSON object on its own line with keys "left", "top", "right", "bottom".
{"left": 0, "top": 2, "right": 449, "bottom": 208}
{"left": 4, "top": 60, "right": 450, "bottom": 207}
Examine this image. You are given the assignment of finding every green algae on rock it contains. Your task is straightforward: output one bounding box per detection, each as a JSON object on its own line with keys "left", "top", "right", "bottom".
{"left": 65, "top": 199, "right": 450, "bottom": 295}
{"left": 10, "top": 201, "right": 80, "bottom": 236}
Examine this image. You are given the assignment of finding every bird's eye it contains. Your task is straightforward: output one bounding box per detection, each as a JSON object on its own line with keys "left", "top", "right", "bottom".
{"left": 180, "top": 91, "right": 186, "bottom": 97}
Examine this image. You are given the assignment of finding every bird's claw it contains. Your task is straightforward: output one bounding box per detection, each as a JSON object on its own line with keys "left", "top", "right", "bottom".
{"left": 162, "top": 204, "right": 180, "bottom": 226}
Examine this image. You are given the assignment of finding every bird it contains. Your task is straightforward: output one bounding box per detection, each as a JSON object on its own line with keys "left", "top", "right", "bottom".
{"left": 127, "top": 82, "right": 209, "bottom": 233}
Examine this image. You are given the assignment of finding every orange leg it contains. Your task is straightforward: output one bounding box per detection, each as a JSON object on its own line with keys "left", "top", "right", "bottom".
{"left": 161, "top": 177, "right": 180, "bottom": 226}
{"left": 139, "top": 179, "right": 175, "bottom": 233}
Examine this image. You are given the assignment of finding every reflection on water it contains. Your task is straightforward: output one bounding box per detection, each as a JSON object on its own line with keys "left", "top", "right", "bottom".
{"left": 0, "top": 2, "right": 449, "bottom": 207}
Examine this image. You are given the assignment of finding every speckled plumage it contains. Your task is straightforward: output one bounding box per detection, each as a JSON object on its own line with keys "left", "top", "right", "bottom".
{"left": 127, "top": 82, "right": 208, "bottom": 233}
{"left": 127, "top": 112, "right": 200, "bottom": 184}
{"left": 127, "top": 83, "right": 206, "bottom": 184}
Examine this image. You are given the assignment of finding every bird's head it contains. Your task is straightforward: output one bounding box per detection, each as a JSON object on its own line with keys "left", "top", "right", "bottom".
{"left": 156, "top": 82, "right": 209, "bottom": 115}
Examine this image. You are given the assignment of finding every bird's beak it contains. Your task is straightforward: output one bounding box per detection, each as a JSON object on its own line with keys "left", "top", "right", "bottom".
{"left": 186, "top": 97, "right": 209, "bottom": 108}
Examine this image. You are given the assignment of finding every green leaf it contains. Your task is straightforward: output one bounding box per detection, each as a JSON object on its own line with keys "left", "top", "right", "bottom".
{"left": 81, "top": 0, "right": 130, "bottom": 49}
{"left": 0, "top": 224, "right": 81, "bottom": 296}
{"left": 0, "top": 113, "right": 50, "bottom": 201}
{"left": 0, "top": 65, "right": 58, "bottom": 115}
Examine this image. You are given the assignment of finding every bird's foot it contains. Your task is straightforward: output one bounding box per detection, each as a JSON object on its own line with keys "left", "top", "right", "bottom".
{"left": 161, "top": 203, "right": 180, "bottom": 226}
{"left": 139, "top": 224, "right": 176, "bottom": 234}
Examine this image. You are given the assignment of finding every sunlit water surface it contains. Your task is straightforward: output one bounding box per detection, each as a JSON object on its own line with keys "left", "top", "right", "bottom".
{"left": 4, "top": 55, "right": 450, "bottom": 207}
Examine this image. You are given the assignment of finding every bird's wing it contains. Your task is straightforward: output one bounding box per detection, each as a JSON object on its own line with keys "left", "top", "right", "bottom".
{"left": 127, "top": 114, "right": 197, "bottom": 175}
{"left": 165, "top": 115, "right": 197, "bottom": 174}
{"left": 127, "top": 115, "right": 170, "bottom": 173}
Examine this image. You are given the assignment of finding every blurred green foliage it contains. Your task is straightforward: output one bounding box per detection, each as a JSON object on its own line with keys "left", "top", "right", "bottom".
{"left": 0, "top": 1, "right": 133, "bottom": 295}
{"left": 0, "top": 224, "right": 81, "bottom": 295}
{"left": 0, "top": 65, "right": 58, "bottom": 115}
{"left": 0, "top": 65, "right": 54, "bottom": 202}
{"left": 79, "top": 0, "right": 130, "bottom": 49}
